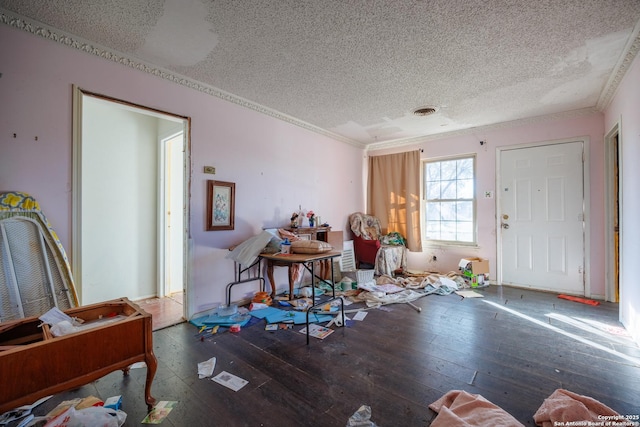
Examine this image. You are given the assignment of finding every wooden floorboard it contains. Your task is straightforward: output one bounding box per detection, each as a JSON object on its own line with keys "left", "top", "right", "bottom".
{"left": 11, "top": 285, "right": 640, "bottom": 426}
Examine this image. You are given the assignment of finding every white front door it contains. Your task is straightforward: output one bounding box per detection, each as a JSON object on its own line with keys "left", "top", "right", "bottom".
{"left": 499, "top": 141, "right": 585, "bottom": 294}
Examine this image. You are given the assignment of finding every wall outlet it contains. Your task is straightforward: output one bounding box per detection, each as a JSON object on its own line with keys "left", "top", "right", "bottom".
{"left": 204, "top": 166, "right": 216, "bottom": 174}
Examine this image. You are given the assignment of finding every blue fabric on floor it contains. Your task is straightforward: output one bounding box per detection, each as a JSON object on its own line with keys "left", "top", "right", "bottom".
{"left": 250, "top": 306, "right": 335, "bottom": 324}
{"left": 190, "top": 312, "right": 251, "bottom": 328}
{"left": 248, "top": 306, "right": 282, "bottom": 319}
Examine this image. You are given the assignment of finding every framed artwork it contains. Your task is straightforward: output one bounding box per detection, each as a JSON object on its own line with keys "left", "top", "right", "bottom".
{"left": 206, "top": 180, "right": 235, "bottom": 231}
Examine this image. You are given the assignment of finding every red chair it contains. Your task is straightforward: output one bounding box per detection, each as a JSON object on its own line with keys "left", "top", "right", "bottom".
{"left": 349, "top": 212, "right": 407, "bottom": 276}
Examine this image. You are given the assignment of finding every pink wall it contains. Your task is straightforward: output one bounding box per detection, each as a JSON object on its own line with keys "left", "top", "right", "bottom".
{"left": 604, "top": 52, "right": 640, "bottom": 343}
{"left": 3, "top": 21, "right": 635, "bottom": 322}
{"left": 0, "top": 25, "right": 365, "bottom": 315}
{"left": 369, "top": 113, "right": 606, "bottom": 297}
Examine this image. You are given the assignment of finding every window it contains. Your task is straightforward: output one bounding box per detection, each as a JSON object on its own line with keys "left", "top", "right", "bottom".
{"left": 423, "top": 156, "right": 476, "bottom": 243}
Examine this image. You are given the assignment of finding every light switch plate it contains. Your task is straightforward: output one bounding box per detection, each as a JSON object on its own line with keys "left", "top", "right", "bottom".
{"left": 484, "top": 191, "right": 493, "bottom": 198}
{"left": 204, "top": 166, "right": 216, "bottom": 174}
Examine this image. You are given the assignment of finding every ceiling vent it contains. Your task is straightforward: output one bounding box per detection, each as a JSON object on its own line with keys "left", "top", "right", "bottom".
{"left": 413, "top": 106, "right": 439, "bottom": 116}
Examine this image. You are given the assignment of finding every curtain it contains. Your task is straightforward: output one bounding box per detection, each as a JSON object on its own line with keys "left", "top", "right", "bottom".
{"left": 367, "top": 150, "right": 422, "bottom": 252}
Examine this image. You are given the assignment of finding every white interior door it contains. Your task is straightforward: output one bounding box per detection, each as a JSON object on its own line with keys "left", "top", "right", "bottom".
{"left": 164, "top": 132, "right": 185, "bottom": 296}
{"left": 499, "top": 141, "right": 585, "bottom": 294}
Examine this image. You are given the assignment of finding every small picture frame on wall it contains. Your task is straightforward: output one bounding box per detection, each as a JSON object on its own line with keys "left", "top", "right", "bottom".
{"left": 207, "top": 180, "right": 235, "bottom": 231}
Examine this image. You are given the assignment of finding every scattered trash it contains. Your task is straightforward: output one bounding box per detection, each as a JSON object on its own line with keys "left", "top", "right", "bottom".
{"left": 352, "top": 311, "right": 368, "bottom": 321}
{"left": 104, "top": 395, "right": 123, "bottom": 411}
{"left": 341, "top": 277, "right": 355, "bottom": 291}
{"left": 347, "top": 405, "right": 378, "bottom": 427}
{"left": 229, "top": 324, "right": 241, "bottom": 333}
{"left": 407, "top": 302, "right": 422, "bottom": 312}
{"left": 46, "top": 396, "right": 105, "bottom": 419}
{"left": 141, "top": 401, "right": 177, "bottom": 424}
{"left": 0, "top": 395, "right": 52, "bottom": 425}
{"left": 217, "top": 304, "right": 238, "bottom": 317}
{"left": 458, "top": 257, "right": 490, "bottom": 287}
{"left": 330, "top": 312, "right": 350, "bottom": 328}
{"left": 198, "top": 357, "right": 217, "bottom": 379}
{"left": 299, "top": 324, "right": 334, "bottom": 339}
{"left": 190, "top": 306, "right": 251, "bottom": 330}
{"left": 249, "top": 305, "right": 333, "bottom": 324}
{"left": 455, "top": 290, "right": 484, "bottom": 298}
{"left": 47, "top": 405, "right": 127, "bottom": 427}
{"left": 468, "top": 370, "right": 478, "bottom": 385}
{"left": 249, "top": 302, "right": 269, "bottom": 311}
{"left": 252, "top": 291, "right": 272, "bottom": 306}
{"left": 212, "top": 371, "right": 248, "bottom": 392}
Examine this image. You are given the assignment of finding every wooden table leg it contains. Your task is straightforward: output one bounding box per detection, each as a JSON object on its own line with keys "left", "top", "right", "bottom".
{"left": 144, "top": 350, "right": 158, "bottom": 409}
{"left": 267, "top": 261, "right": 276, "bottom": 298}
{"left": 288, "top": 266, "right": 295, "bottom": 300}
{"left": 320, "top": 260, "right": 329, "bottom": 280}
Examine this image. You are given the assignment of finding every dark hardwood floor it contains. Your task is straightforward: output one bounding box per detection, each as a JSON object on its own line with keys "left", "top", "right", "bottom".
{"left": 19, "top": 286, "right": 640, "bottom": 426}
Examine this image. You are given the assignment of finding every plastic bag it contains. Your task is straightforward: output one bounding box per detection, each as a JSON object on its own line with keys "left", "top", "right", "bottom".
{"left": 44, "top": 406, "right": 126, "bottom": 427}
{"left": 346, "top": 405, "right": 377, "bottom": 427}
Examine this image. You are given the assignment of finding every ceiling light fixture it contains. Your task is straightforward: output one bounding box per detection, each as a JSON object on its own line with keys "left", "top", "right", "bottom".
{"left": 412, "top": 106, "right": 439, "bottom": 116}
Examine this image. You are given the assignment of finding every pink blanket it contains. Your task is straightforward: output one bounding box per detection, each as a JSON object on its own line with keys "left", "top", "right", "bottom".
{"left": 429, "top": 390, "right": 524, "bottom": 427}
{"left": 533, "top": 389, "right": 626, "bottom": 427}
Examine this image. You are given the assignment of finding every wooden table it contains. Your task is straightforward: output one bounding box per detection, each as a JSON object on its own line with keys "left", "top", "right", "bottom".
{"left": 0, "top": 297, "right": 157, "bottom": 413}
{"left": 261, "top": 251, "right": 341, "bottom": 300}
{"left": 260, "top": 251, "right": 344, "bottom": 344}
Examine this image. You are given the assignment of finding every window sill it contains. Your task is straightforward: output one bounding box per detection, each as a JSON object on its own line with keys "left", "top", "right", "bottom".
{"left": 423, "top": 241, "right": 479, "bottom": 250}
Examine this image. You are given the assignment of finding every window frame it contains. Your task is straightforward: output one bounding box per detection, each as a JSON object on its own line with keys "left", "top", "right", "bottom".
{"left": 422, "top": 154, "right": 478, "bottom": 246}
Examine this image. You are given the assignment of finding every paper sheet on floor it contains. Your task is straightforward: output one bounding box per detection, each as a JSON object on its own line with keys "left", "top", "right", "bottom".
{"left": 299, "top": 324, "right": 334, "bottom": 339}
{"left": 455, "top": 290, "right": 484, "bottom": 298}
{"left": 142, "top": 401, "right": 178, "bottom": 424}
{"left": 212, "top": 371, "right": 248, "bottom": 391}
{"left": 353, "top": 311, "right": 368, "bottom": 321}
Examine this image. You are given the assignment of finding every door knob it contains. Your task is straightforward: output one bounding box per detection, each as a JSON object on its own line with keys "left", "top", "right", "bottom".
{"left": 501, "top": 223, "right": 510, "bottom": 229}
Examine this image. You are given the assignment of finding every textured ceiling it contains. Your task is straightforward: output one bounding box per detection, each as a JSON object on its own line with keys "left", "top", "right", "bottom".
{"left": 1, "top": 1, "right": 640, "bottom": 148}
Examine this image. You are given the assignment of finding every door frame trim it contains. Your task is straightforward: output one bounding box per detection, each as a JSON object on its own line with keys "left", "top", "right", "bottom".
{"left": 72, "top": 86, "right": 191, "bottom": 314}
{"left": 495, "top": 137, "right": 591, "bottom": 297}
{"left": 158, "top": 130, "right": 184, "bottom": 298}
{"left": 604, "top": 120, "right": 621, "bottom": 303}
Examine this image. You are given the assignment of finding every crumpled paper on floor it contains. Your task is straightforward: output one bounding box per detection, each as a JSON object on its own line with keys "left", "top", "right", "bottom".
{"left": 197, "top": 357, "right": 217, "bottom": 379}
{"left": 347, "top": 405, "right": 377, "bottom": 427}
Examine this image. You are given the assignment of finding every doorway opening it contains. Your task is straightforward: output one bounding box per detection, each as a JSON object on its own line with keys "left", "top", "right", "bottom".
{"left": 72, "top": 87, "right": 190, "bottom": 329}
{"left": 605, "top": 124, "right": 621, "bottom": 303}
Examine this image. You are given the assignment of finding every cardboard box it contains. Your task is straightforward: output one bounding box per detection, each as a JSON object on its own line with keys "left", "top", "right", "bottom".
{"left": 458, "top": 257, "right": 490, "bottom": 287}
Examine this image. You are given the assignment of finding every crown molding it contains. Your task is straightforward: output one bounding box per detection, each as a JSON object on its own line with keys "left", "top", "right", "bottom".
{"left": 0, "top": 8, "right": 365, "bottom": 149}
{"left": 366, "top": 107, "right": 600, "bottom": 152}
{"left": 3, "top": 7, "right": 635, "bottom": 152}
{"left": 596, "top": 19, "right": 640, "bottom": 111}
